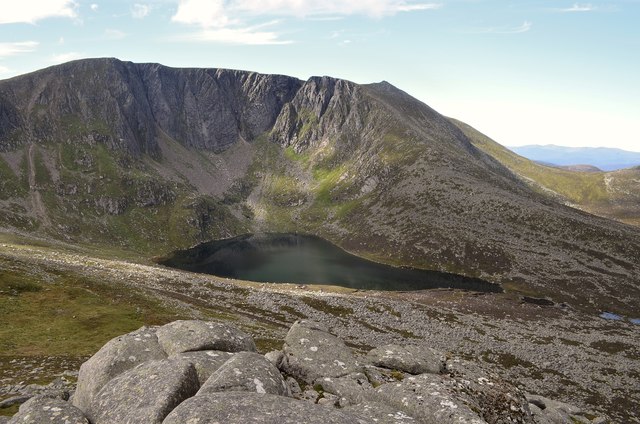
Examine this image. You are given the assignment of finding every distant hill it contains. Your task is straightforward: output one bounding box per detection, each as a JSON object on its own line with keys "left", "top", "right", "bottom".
{"left": 509, "top": 145, "right": 640, "bottom": 171}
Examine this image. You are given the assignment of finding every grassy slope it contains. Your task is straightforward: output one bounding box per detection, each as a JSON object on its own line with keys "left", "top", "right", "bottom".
{"left": 450, "top": 118, "right": 640, "bottom": 226}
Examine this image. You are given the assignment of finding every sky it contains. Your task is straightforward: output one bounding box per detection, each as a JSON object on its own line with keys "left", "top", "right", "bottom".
{"left": 0, "top": 0, "right": 639, "bottom": 152}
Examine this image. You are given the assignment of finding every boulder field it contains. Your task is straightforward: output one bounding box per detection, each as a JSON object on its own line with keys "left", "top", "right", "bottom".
{"left": 5, "top": 320, "right": 606, "bottom": 424}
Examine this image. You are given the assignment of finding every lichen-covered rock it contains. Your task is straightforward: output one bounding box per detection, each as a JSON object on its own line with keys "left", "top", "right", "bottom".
{"left": 526, "top": 394, "right": 605, "bottom": 424}
{"left": 265, "top": 349, "right": 284, "bottom": 366}
{"left": 89, "top": 359, "right": 199, "bottom": 424}
{"left": 314, "top": 372, "right": 372, "bottom": 406}
{"left": 199, "top": 352, "right": 290, "bottom": 396}
{"left": 8, "top": 396, "right": 88, "bottom": 424}
{"left": 169, "top": 350, "right": 235, "bottom": 385}
{"left": 156, "top": 320, "right": 256, "bottom": 355}
{"left": 344, "top": 402, "right": 419, "bottom": 423}
{"left": 72, "top": 326, "right": 166, "bottom": 414}
{"left": 445, "top": 358, "right": 533, "bottom": 423}
{"left": 281, "top": 320, "right": 361, "bottom": 383}
{"left": 367, "top": 344, "right": 444, "bottom": 374}
{"left": 163, "top": 391, "right": 371, "bottom": 424}
{"left": 368, "top": 374, "right": 487, "bottom": 424}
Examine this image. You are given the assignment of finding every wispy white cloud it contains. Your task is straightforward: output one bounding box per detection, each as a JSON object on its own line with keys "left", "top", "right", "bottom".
{"left": 51, "top": 51, "right": 83, "bottom": 64}
{"left": 90, "top": 3, "right": 98, "bottom": 12}
{"left": 171, "top": 0, "right": 231, "bottom": 27}
{"left": 104, "top": 29, "right": 127, "bottom": 40}
{"left": 558, "top": 3, "right": 596, "bottom": 12}
{"left": 0, "top": 41, "right": 39, "bottom": 58}
{"left": 171, "top": 0, "right": 439, "bottom": 45}
{"left": 470, "top": 21, "right": 532, "bottom": 34}
{"left": 172, "top": 23, "right": 292, "bottom": 45}
{"left": 226, "top": 0, "right": 442, "bottom": 18}
{"left": 0, "top": 65, "right": 10, "bottom": 74}
{"left": 0, "top": 0, "right": 78, "bottom": 24}
{"left": 132, "top": 3, "right": 151, "bottom": 19}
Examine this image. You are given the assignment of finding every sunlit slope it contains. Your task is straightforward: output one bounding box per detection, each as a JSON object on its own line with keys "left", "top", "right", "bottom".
{"left": 450, "top": 118, "right": 640, "bottom": 226}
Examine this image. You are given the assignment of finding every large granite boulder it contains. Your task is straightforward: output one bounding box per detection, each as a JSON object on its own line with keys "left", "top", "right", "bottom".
{"left": 199, "top": 352, "right": 290, "bottom": 396}
{"left": 313, "top": 372, "right": 373, "bottom": 406}
{"left": 8, "top": 395, "right": 88, "bottom": 424}
{"left": 168, "top": 350, "right": 235, "bottom": 385}
{"left": 163, "top": 391, "right": 370, "bottom": 424}
{"left": 368, "top": 373, "right": 487, "bottom": 424}
{"left": 280, "top": 320, "right": 361, "bottom": 383}
{"left": 72, "top": 326, "right": 166, "bottom": 413}
{"left": 526, "top": 394, "right": 607, "bottom": 424}
{"left": 367, "top": 344, "right": 444, "bottom": 374}
{"left": 156, "top": 320, "right": 256, "bottom": 355}
{"left": 89, "top": 359, "right": 199, "bottom": 424}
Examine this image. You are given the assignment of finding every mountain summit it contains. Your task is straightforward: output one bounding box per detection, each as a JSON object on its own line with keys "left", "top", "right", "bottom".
{"left": 0, "top": 58, "right": 639, "bottom": 315}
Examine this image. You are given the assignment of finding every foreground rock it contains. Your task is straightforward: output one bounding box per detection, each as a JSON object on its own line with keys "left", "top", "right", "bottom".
{"left": 367, "top": 344, "right": 444, "bottom": 374}
{"left": 198, "top": 351, "right": 290, "bottom": 396}
{"left": 156, "top": 320, "right": 256, "bottom": 355}
{"left": 72, "top": 326, "right": 166, "bottom": 414}
{"left": 89, "top": 359, "right": 199, "bottom": 424}
{"left": 280, "top": 320, "right": 362, "bottom": 383}
{"left": 6, "top": 319, "right": 608, "bottom": 423}
{"left": 8, "top": 396, "right": 88, "bottom": 424}
{"left": 164, "top": 392, "right": 369, "bottom": 424}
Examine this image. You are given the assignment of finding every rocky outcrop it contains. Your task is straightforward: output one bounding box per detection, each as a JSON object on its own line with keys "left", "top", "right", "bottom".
{"left": 71, "top": 325, "right": 166, "bottom": 414}
{"left": 280, "top": 320, "right": 362, "bottom": 383}
{"left": 8, "top": 395, "right": 88, "bottom": 424}
{"left": 5, "top": 319, "right": 608, "bottom": 423}
{"left": 0, "top": 58, "right": 302, "bottom": 155}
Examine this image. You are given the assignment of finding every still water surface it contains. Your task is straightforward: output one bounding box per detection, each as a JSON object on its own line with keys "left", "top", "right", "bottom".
{"left": 161, "top": 233, "right": 502, "bottom": 292}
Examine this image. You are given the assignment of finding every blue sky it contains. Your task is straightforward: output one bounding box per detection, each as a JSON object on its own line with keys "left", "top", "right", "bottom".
{"left": 1, "top": 0, "right": 639, "bottom": 151}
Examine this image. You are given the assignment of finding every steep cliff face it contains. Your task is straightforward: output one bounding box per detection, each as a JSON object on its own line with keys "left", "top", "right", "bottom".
{"left": 0, "top": 58, "right": 301, "bottom": 154}
{"left": 0, "top": 58, "right": 639, "bottom": 315}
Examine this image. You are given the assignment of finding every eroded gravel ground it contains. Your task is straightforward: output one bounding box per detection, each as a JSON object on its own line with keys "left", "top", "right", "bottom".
{"left": 1, "top": 241, "right": 638, "bottom": 423}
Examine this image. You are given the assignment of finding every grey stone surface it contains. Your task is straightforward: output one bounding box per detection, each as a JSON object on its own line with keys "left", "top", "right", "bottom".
{"left": 163, "top": 391, "right": 370, "bottom": 424}
{"left": 527, "top": 394, "right": 605, "bottom": 424}
{"left": 169, "top": 350, "right": 234, "bottom": 385}
{"left": 265, "top": 349, "right": 284, "bottom": 366}
{"left": 156, "top": 320, "right": 256, "bottom": 355}
{"left": 281, "top": 320, "right": 361, "bottom": 383}
{"left": 367, "top": 344, "right": 444, "bottom": 374}
{"left": 199, "top": 352, "right": 289, "bottom": 396}
{"left": 89, "top": 359, "right": 199, "bottom": 424}
{"left": 368, "top": 374, "right": 487, "bottom": 424}
{"left": 314, "top": 372, "right": 372, "bottom": 406}
{"left": 8, "top": 396, "right": 88, "bottom": 424}
{"left": 445, "top": 358, "right": 533, "bottom": 423}
{"left": 344, "top": 402, "right": 419, "bottom": 423}
{"left": 71, "top": 326, "right": 166, "bottom": 414}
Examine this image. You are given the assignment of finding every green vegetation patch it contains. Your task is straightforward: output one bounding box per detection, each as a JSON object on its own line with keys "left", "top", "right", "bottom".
{"left": 0, "top": 266, "right": 179, "bottom": 357}
{"left": 300, "top": 296, "right": 354, "bottom": 317}
{"left": 0, "top": 156, "right": 26, "bottom": 199}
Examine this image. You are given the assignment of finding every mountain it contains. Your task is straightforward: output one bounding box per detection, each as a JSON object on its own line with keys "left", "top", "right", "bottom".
{"left": 1, "top": 58, "right": 639, "bottom": 316}
{"left": 509, "top": 144, "right": 640, "bottom": 171}
{"left": 453, "top": 119, "right": 640, "bottom": 227}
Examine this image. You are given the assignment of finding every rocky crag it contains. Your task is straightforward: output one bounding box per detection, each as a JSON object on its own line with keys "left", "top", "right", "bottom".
{"left": 3, "top": 320, "right": 605, "bottom": 424}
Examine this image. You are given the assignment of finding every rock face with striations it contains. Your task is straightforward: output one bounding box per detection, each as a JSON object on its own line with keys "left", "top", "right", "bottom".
{"left": 5, "top": 319, "right": 607, "bottom": 424}
{"left": 0, "top": 58, "right": 301, "bottom": 154}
